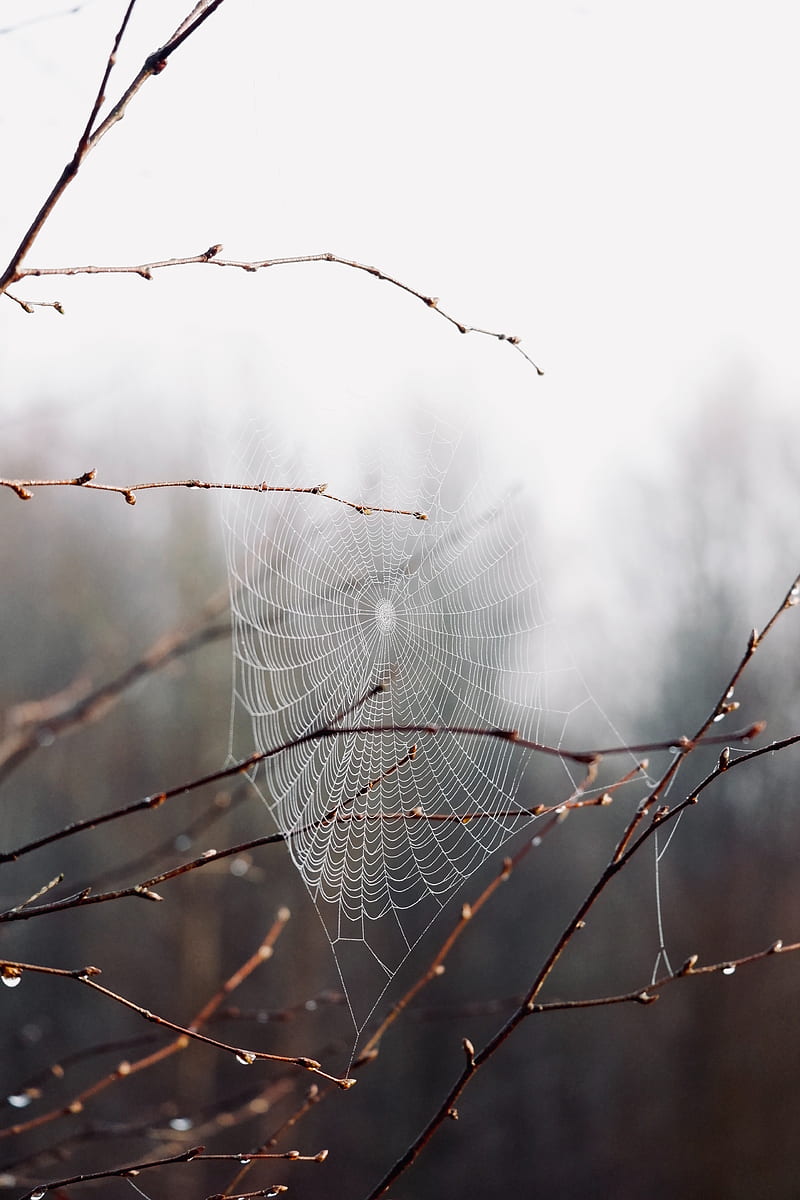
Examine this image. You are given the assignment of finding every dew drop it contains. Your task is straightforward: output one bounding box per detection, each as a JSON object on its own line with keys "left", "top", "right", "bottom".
{"left": 235, "top": 1052, "right": 256, "bottom": 1066}
{"left": 305, "top": 999, "right": 318, "bottom": 1012}
{"left": 238, "top": 1156, "right": 251, "bottom": 1165}
{"left": 229, "top": 856, "right": 250, "bottom": 877}
{"left": 30, "top": 1188, "right": 47, "bottom": 1199}
{"left": 169, "top": 1117, "right": 193, "bottom": 1131}
{"left": 1, "top": 971, "right": 22, "bottom": 989}
{"left": 722, "top": 963, "right": 736, "bottom": 976}
{"left": 531, "top": 835, "right": 542, "bottom": 847}
{"left": 7, "top": 1093, "right": 32, "bottom": 1109}
{"left": 174, "top": 833, "right": 192, "bottom": 852}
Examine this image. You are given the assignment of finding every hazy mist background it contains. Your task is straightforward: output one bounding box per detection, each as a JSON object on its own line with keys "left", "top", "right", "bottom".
{"left": 2, "top": 2, "right": 800, "bottom": 1197}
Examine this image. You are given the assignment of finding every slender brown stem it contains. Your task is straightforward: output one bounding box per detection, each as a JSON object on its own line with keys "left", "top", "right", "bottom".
{"left": 0, "top": 956, "right": 352, "bottom": 1089}
{"left": 364, "top": 574, "right": 800, "bottom": 1199}
{"left": 0, "top": 471, "right": 431, "bottom": 516}
{"left": 9, "top": 249, "right": 543, "bottom": 371}
{"left": 0, "top": 722, "right": 761, "bottom": 867}
{"left": 0, "top": 600, "right": 229, "bottom": 785}
{"left": 0, "top": 1, "right": 230, "bottom": 294}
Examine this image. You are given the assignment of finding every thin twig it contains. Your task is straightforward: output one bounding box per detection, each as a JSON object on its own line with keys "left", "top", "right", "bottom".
{"left": 363, "top": 573, "right": 800, "bottom": 1199}
{"left": 0, "top": 956, "right": 352, "bottom": 1091}
{"left": 0, "top": 722, "right": 760, "bottom": 867}
{"left": 0, "top": 469, "right": 431, "bottom": 516}
{"left": 0, "top": 598, "right": 229, "bottom": 784}
{"left": 0, "top": 1, "right": 230, "bottom": 293}
{"left": 11, "top": 248, "right": 543, "bottom": 372}
{"left": 2, "top": 919, "right": 290, "bottom": 1141}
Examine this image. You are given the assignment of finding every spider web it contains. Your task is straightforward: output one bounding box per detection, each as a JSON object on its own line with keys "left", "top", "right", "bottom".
{"left": 223, "top": 416, "right": 597, "bottom": 1029}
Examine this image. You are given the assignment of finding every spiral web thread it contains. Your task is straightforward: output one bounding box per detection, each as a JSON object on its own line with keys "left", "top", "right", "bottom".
{"left": 223, "top": 419, "right": 593, "bottom": 1027}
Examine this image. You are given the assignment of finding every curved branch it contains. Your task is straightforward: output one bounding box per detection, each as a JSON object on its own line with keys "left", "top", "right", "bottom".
{"left": 12, "top": 247, "right": 543, "bottom": 372}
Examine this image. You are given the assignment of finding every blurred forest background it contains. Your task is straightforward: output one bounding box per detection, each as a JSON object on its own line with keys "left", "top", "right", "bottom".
{"left": 3, "top": 2, "right": 800, "bottom": 1198}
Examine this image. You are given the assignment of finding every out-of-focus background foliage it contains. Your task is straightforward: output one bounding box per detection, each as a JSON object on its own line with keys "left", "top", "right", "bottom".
{"left": 2, "top": 2, "right": 800, "bottom": 1197}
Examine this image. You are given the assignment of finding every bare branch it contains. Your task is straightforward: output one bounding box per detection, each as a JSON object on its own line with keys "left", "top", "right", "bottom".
{"left": 0, "top": 938, "right": 353, "bottom": 1093}
{"left": 1, "top": 919, "right": 289, "bottom": 1144}
{"left": 12, "top": 248, "right": 543, "bottom": 371}
{"left": 0, "top": 1, "right": 230, "bottom": 293}
{"left": 362, "top": 575, "right": 800, "bottom": 1199}
{"left": 0, "top": 596, "right": 229, "bottom": 785}
{"left": 0, "top": 721, "right": 761, "bottom": 868}
{"left": 0, "top": 469, "right": 430, "bottom": 516}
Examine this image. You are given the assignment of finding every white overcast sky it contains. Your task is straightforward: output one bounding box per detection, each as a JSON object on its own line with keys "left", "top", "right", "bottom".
{"left": 2, "top": 0, "right": 799, "bottom": 699}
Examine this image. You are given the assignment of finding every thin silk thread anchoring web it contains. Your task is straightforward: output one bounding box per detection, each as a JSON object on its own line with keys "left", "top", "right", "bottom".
{"left": 223, "top": 419, "right": 610, "bottom": 1030}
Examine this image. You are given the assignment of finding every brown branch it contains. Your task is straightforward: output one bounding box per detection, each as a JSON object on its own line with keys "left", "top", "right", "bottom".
{"left": 0, "top": 596, "right": 229, "bottom": 785}
{"left": 363, "top": 574, "right": 800, "bottom": 1199}
{"left": 529, "top": 939, "right": 797, "bottom": 1012}
{"left": 11, "top": 248, "right": 543, "bottom": 372}
{"left": 16, "top": 1145, "right": 207, "bottom": 1199}
{"left": 0, "top": 469, "right": 431, "bottom": 518}
{"left": 612, "top": 570, "right": 799, "bottom": 861}
{"left": 364, "top": 940, "right": 799, "bottom": 1200}
{"left": 0, "top": 1, "right": 230, "bottom": 293}
{"left": 0, "top": 787, "right": 610, "bottom": 922}
{"left": 0, "top": 953, "right": 353, "bottom": 1091}
{"left": 0, "top": 721, "right": 761, "bottom": 868}
{"left": 1, "top": 918, "right": 290, "bottom": 1142}
{"left": 14, "top": 1143, "right": 320, "bottom": 1200}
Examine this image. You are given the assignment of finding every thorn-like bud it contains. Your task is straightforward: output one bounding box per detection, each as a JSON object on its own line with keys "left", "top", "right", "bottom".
{"left": 771, "top": 939, "right": 784, "bottom": 952}
{"left": 748, "top": 628, "right": 760, "bottom": 650}
{"left": 133, "top": 886, "right": 164, "bottom": 902}
{"left": 718, "top": 747, "right": 730, "bottom": 770}
{"left": 448, "top": 1107, "right": 460, "bottom": 1119}
{"left": 461, "top": 903, "right": 473, "bottom": 921}
{"left": 204, "top": 244, "right": 223, "bottom": 259}
{"left": 123, "top": 490, "right": 136, "bottom": 505}
{"left": 679, "top": 954, "right": 699, "bottom": 975}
